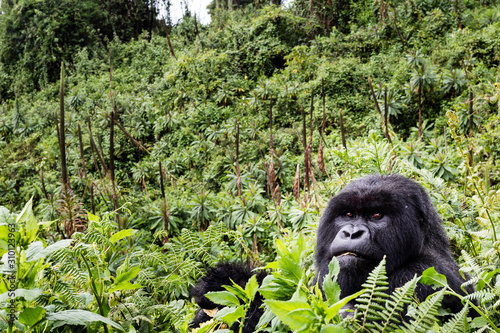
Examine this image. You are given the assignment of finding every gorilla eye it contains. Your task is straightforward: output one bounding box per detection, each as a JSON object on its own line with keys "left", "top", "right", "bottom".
{"left": 345, "top": 212, "right": 354, "bottom": 218}
{"left": 372, "top": 212, "right": 383, "bottom": 220}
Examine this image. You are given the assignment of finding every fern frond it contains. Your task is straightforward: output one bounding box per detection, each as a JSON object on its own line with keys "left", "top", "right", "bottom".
{"left": 82, "top": 229, "right": 111, "bottom": 246}
{"left": 404, "top": 289, "right": 445, "bottom": 333}
{"left": 373, "top": 275, "right": 418, "bottom": 332}
{"left": 460, "top": 250, "right": 482, "bottom": 275}
{"left": 464, "top": 290, "right": 496, "bottom": 304}
{"left": 53, "top": 280, "right": 78, "bottom": 305}
{"left": 356, "top": 258, "right": 389, "bottom": 328}
{"left": 440, "top": 303, "right": 469, "bottom": 333}
{"left": 59, "top": 263, "right": 87, "bottom": 287}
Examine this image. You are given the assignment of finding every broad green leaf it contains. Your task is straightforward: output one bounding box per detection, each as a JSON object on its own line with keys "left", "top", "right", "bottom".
{"left": 224, "top": 280, "right": 248, "bottom": 302}
{"left": 256, "top": 307, "right": 275, "bottom": 329}
{"left": 420, "top": 267, "right": 448, "bottom": 288}
{"left": 0, "top": 288, "right": 42, "bottom": 302}
{"left": 46, "top": 309, "right": 124, "bottom": 330}
{"left": 19, "top": 306, "right": 46, "bottom": 327}
{"left": 285, "top": 308, "right": 316, "bottom": 329}
{"left": 323, "top": 257, "right": 341, "bottom": 305}
{"left": 109, "top": 229, "right": 137, "bottom": 244}
{"left": 25, "top": 241, "right": 44, "bottom": 261}
{"left": 215, "top": 305, "right": 244, "bottom": 326}
{"left": 0, "top": 225, "right": 9, "bottom": 242}
{"left": 17, "top": 198, "right": 37, "bottom": 243}
{"left": 38, "top": 219, "right": 57, "bottom": 229}
{"left": 194, "top": 320, "right": 218, "bottom": 333}
{"left": 26, "top": 239, "right": 73, "bottom": 262}
{"left": 244, "top": 274, "right": 259, "bottom": 302}
{"left": 264, "top": 299, "right": 310, "bottom": 329}
{"left": 292, "top": 234, "right": 306, "bottom": 261}
{"left": 319, "top": 324, "right": 348, "bottom": 333}
{"left": 263, "top": 261, "right": 279, "bottom": 270}
{"left": 0, "top": 206, "right": 12, "bottom": 224}
{"left": 276, "top": 239, "right": 301, "bottom": 282}
{"left": 206, "top": 291, "right": 241, "bottom": 307}
{"left": 87, "top": 212, "right": 100, "bottom": 224}
{"left": 115, "top": 266, "right": 140, "bottom": 284}
{"left": 471, "top": 316, "right": 488, "bottom": 328}
{"left": 109, "top": 281, "right": 142, "bottom": 293}
{"left": 325, "top": 290, "right": 364, "bottom": 321}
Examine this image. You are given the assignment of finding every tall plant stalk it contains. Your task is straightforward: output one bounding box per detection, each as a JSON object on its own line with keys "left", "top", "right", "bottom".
{"left": 159, "top": 161, "right": 169, "bottom": 243}
{"left": 109, "top": 52, "right": 121, "bottom": 229}
{"left": 77, "top": 122, "right": 87, "bottom": 178}
{"left": 235, "top": 120, "right": 242, "bottom": 196}
{"left": 58, "top": 62, "right": 69, "bottom": 193}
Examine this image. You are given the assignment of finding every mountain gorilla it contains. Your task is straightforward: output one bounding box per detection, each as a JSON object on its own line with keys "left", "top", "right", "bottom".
{"left": 190, "top": 174, "right": 471, "bottom": 330}
{"left": 315, "top": 174, "right": 472, "bottom": 313}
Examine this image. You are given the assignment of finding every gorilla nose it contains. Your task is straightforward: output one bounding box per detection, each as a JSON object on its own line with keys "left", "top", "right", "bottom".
{"left": 339, "top": 225, "right": 368, "bottom": 240}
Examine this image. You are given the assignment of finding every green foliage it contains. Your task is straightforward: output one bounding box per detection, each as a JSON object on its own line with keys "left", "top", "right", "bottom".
{"left": 0, "top": 0, "right": 157, "bottom": 96}
{"left": 1, "top": 0, "right": 500, "bottom": 331}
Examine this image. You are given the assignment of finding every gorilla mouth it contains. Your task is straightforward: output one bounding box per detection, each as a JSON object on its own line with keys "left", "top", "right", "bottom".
{"left": 337, "top": 252, "right": 360, "bottom": 258}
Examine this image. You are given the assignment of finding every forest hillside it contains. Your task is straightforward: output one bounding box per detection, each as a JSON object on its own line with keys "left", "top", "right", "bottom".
{"left": 1, "top": 0, "right": 500, "bottom": 331}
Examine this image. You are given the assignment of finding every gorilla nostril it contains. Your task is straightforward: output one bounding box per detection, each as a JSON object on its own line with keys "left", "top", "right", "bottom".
{"left": 351, "top": 229, "right": 365, "bottom": 239}
{"left": 342, "top": 230, "right": 351, "bottom": 238}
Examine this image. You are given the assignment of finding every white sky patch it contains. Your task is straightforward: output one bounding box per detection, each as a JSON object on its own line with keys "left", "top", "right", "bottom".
{"left": 166, "top": 0, "right": 293, "bottom": 25}
{"left": 170, "top": 0, "right": 212, "bottom": 25}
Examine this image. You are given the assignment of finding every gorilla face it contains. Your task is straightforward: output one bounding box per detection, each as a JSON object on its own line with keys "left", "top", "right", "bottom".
{"left": 315, "top": 174, "right": 451, "bottom": 298}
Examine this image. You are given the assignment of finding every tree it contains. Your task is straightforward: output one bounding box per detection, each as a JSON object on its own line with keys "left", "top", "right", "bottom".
{"left": 0, "top": 0, "right": 158, "bottom": 95}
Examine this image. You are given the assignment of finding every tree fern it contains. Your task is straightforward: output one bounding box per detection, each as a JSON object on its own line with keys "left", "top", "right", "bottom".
{"left": 355, "top": 257, "right": 389, "bottom": 330}
{"left": 403, "top": 289, "right": 445, "bottom": 332}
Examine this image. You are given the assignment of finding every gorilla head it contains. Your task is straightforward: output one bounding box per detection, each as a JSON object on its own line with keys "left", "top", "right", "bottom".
{"left": 315, "top": 174, "right": 470, "bottom": 310}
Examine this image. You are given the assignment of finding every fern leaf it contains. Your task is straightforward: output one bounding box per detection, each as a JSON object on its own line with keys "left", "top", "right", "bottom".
{"left": 356, "top": 258, "right": 389, "bottom": 328}
{"left": 374, "top": 275, "right": 418, "bottom": 332}
{"left": 464, "top": 290, "right": 496, "bottom": 304}
{"left": 404, "top": 289, "right": 445, "bottom": 333}
{"left": 440, "top": 304, "right": 469, "bottom": 333}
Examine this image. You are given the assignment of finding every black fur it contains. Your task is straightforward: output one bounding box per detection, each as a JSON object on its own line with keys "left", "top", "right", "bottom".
{"left": 189, "top": 263, "right": 266, "bottom": 332}
{"left": 316, "top": 174, "right": 472, "bottom": 312}
{"left": 190, "top": 174, "right": 472, "bottom": 329}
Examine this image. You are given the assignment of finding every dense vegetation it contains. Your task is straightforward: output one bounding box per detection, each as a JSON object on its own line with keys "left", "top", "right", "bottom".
{"left": 1, "top": 0, "right": 500, "bottom": 331}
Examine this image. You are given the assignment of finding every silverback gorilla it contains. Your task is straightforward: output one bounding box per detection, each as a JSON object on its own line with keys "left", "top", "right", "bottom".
{"left": 190, "top": 174, "right": 471, "bottom": 330}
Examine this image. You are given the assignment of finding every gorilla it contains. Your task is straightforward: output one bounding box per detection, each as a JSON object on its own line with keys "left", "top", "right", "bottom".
{"left": 190, "top": 174, "right": 472, "bottom": 330}
{"left": 190, "top": 263, "right": 266, "bottom": 333}
{"left": 315, "top": 174, "right": 472, "bottom": 313}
